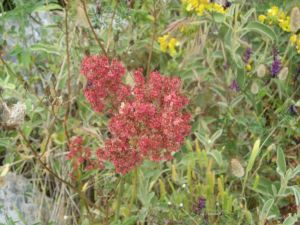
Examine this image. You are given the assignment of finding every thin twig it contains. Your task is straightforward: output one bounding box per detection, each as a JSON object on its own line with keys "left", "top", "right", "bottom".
{"left": 18, "top": 128, "right": 76, "bottom": 190}
{"left": 106, "top": 0, "right": 119, "bottom": 52}
{"left": 18, "top": 128, "right": 95, "bottom": 210}
{"left": 81, "top": 0, "right": 108, "bottom": 56}
{"left": 146, "top": 0, "right": 158, "bottom": 77}
{"left": 64, "top": 3, "right": 71, "bottom": 144}
{"left": 0, "top": 55, "right": 25, "bottom": 83}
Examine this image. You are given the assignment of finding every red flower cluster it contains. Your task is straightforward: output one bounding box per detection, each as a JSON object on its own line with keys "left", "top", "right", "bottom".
{"left": 81, "top": 55, "right": 131, "bottom": 113}
{"left": 69, "top": 55, "right": 191, "bottom": 174}
{"left": 67, "top": 136, "right": 104, "bottom": 174}
{"left": 104, "top": 70, "right": 191, "bottom": 173}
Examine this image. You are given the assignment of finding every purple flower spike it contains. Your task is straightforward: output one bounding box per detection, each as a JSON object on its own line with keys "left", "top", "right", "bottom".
{"left": 271, "top": 57, "right": 281, "bottom": 77}
{"left": 230, "top": 80, "right": 240, "bottom": 92}
{"left": 243, "top": 48, "right": 252, "bottom": 64}
{"left": 198, "top": 197, "right": 206, "bottom": 210}
{"left": 289, "top": 105, "right": 297, "bottom": 116}
{"left": 194, "top": 197, "right": 206, "bottom": 215}
{"left": 223, "top": 63, "right": 229, "bottom": 70}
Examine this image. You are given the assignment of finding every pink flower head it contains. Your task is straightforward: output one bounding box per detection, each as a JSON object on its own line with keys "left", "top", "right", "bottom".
{"left": 104, "top": 139, "right": 143, "bottom": 174}
{"left": 81, "top": 55, "right": 130, "bottom": 113}
{"left": 104, "top": 70, "right": 191, "bottom": 173}
{"left": 75, "top": 56, "right": 191, "bottom": 174}
{"left": 67, "top": 136, "right": 104, "bottom": 174}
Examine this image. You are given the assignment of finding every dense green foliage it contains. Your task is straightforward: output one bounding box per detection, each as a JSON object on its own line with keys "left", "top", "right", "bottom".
{"left": 0, "top": 0, "right": 300, "bottom": 224}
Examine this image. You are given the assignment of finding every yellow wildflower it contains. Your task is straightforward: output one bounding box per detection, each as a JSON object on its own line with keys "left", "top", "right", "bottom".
{"left": 246, "top": 64, "right": 252, "bottom": 71}
{"left": 209, "top": 3, "right": 225, "bottom": 14}
{"left": 196, "top": 4, "right": 206, "bottom": 16}
{"left": 278, "top": 17, "right": 291, "bottom": 32}
{"left": 278, "top": 11, "right": 286, "bottom": 20}
{"left": 258, "top": 15, "right": 266, "bottom": 23}
{"left": 261, "top": 6, "right": 293, "bottom": 32}
{"left": 180, "top": 25, "right": 188, "bottom": 33}
{"left": 182, "top": 0, "right": 202, "bottom": 11}
{"left": 267, "top": 6, "right": 279, "bottom": 17}
{"left": 158, "top": 35, "right": 169, "bottom": 52}
{"left": 290, "top": 34, "right": 298, "bottom": 44}
{"left": 158, "top": 34, "right": 179, "bottom": 57}
{"left": 199, "top": 0, "right": 209, "bottom": 4}
{"left": 168, "top": 38, "right": 179, "bottom": 57}
{"left": 182, "top": 0, "right": 226, "bottom": 15}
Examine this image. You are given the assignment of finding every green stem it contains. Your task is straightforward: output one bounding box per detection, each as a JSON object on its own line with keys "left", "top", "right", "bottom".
{"left": 146, "top": 0, "right": 157, "bottom": 77}
{"left": 241, "top": 172, "right": 248, "bottom": 197}
{"left": 106, "top": 0, "right": 119, "bottom": 52}
{"left": 81, "top": 0, "right": 108, "bottom": 56}
{"left": 115, "top": 176, "right": 125, "bottom": 221}
{"left": 129, "top": 168, "right": 138, "bottom": 214}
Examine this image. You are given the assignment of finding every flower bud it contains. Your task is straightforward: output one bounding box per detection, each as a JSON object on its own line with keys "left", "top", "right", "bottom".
{"left": 251, "top": 82, "right": 259, "bottom": 94}
{"left": 267, "top": 143, "right": 276, "bottom": 152}
{"left": 278, "top": 67, "right": 289, "bottom": 80}
{"left": 256, "top": 64, "right": 267, "bottom": 77}
{"left": 231, "top": 159, "right": 244, "bottom": 178}
{"left": 291, "top": 7, "right": 300, "bottom": 33}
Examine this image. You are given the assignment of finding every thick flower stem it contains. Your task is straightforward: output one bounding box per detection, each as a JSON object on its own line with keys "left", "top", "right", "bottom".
{"left": 128, "top": 167, "right": 138, "bottom": 214}
{"left": 115, "top": 176, "right": 125, "bottom": 221}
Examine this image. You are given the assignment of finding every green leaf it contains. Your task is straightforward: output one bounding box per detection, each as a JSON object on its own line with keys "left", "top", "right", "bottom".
{"left": 231, "top": 95, "right": 244, "bottom": 108}
{"left": 282, "top": 215, "right": 298, "bottom": 225}
{"left": 289, "top": 165, "right": 300, "bottom": 180}
{"left": 31, "top": 43, "right": 61, "bottom": 55}
{"left": 241, "top": 8, "right": 255, "bottom": 25}
{"left": 289, "top": 186, "right": 300, "bottom": 206}
{"left": 0, "top": 78, "right": 15, "bottom": 90}
{"left": 195, "top": 132, "right": 208, "bottom": 148}
{"left": 6, "top": 216, "right": 17, "bottom": 225}
{"left": 259, "top": 199, "right": 274, "bottom": 223}
{"left": 20, "top": 49, "right": 31, "bottom": 69}
{"left": 210, "top": 129, "right": 223, "bottom": 144}
{"left": 246, "top": 139, "right": 261, "bottom": 173}
{"left": 237, "top": 66, "right": 246, "bottom": 89}
{"left": 212, "top": 12, "right": 225, "bottom": 23}
{"left": 276, "top": 148, "right": 286, "bottom": 176}
{"left": 244, "top": 22, "right": 277, "bottom": 42}
{"left": 222, "top": 191, "right": 233, "bottom": 214}
{"left": 33, "top": 3, "right": 62, "bottom": 12}
{"left": 122, "top": 216, "right": 138, "bottom": 225}
{"left": 207, "top": 150, "right": 223, "bottom": 166}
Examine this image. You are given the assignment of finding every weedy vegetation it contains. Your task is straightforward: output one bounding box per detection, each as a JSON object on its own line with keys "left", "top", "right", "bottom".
{"left": 0, "top": 0, "right": 300, "bottom": 224}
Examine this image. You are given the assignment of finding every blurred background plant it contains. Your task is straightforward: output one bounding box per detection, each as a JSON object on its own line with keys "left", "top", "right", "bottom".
{"left": 0, "top": 0, "right": 300, "bottom": 224}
